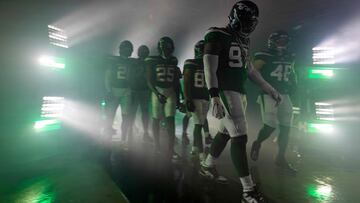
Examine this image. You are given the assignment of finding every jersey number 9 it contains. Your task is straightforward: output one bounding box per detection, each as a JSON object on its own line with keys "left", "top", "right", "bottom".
{"left": 229, "top": 46, "right": 243, "bottom": 68}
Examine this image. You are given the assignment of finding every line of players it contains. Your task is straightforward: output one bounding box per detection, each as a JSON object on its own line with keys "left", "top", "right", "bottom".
{"left": 104, "top": 1, "right": 297, "bottom": 202}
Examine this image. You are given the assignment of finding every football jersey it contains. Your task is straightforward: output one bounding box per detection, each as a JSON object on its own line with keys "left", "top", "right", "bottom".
{"left": 145, "top": 55, "right": 180, "bottom": 88}
{"left": 204, "top": 27, "right": 249, "bottom": 94}
{"left": 131, "top": 59, "right": 149, "bottom": 91}
{"left": 254, "top": 49, "right": 295, "bottom": 94}
{"left": 109, "top": 56, "right": 136, "bottom": 88}
{"left": 183, "top": 58, "right": 209, "bottom": 100}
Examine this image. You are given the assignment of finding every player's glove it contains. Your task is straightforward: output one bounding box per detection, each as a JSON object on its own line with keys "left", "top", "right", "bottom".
{"left": 186, "top": 100, "right": 195, "bottom": 112}
{"left": 269, "top": 88, "right": 282, "bottom": 106}
{"left": 157, "top": 93, "right": 167, "bottom": 104}
{"left": 211, "top": 97, "right": 225, "bottom": 119}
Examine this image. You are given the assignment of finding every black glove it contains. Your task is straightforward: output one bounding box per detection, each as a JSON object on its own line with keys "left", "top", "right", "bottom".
{"left": 157, "top": 93, "right": 167, "bottom": 104}
{"left": 186, "top": 100, "right": 195, "bottom": 112}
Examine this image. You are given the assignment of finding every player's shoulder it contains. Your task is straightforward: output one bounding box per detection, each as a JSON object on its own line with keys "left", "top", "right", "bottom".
{"left": 145, "top": 55, "right": 160, "bottom": 63}
{"left": 254, "top": 49, "right": 274, "bottom": 61}
{"left": 169, "top": 56, "right": 178, "bottom": 64}
{"left": 205, "top": 27, "right": 231, "bottom": 42}
{"left": 206, "top": 27, "right": 231, "bottom": 36}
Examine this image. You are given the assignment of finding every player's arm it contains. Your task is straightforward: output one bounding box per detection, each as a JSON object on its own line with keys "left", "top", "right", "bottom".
{"left": 203, "top": 39, "right": 225, "bottom": 118}
{"left": 253, "top": 59, "right": 266, "bottom": 71}
{"left": 203, "top": 42, "right": 221, "bottom": 97}
{"left": 183, "top": 64, "right": 195, "bottom": 112}
{"left": 247, "top": 61, "right": 282, "bottom": 103}
{"left": 145, "top": 60, "right": 160, "bottom": 95}
{"left": 183, "top": 68, "right": 192, "bottom": 101}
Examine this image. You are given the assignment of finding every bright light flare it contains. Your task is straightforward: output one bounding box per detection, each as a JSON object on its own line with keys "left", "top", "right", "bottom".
{"left": 38, "top": 55, "right": 65, "bottom": 69}
{"left": 308, "top": 67, "right": 334, "bottom": 79}
{"left": 307, "top": 122, "right": 334, "bottom": 134}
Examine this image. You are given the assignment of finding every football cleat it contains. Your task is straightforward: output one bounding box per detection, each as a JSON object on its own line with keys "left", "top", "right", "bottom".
{"left": 242, "top": 187, "right": 267, "bottom": 203}
{"left": 199, "top": 162, "right": 228, "bottom": 184}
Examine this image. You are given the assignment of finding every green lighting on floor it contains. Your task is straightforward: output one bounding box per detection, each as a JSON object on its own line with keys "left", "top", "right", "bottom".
{"left": 307, "top": 122, "right": 334, "bottom": 134}
{"left": 34, "top": 119, "right": 62, "bottom": 132}
{"left": 307, "top": 184, "right": 332, "bottom": 201}
{"left": 100, "top": 100, "right": 107, "bottom": 107}
{"left": 38, "top": 55, "right": 66, "bottom": 69}
{"left": 308, "top": 67, "right": 334, "bottom": 79}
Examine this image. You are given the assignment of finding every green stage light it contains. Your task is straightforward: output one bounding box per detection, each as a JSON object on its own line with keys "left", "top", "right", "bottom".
{"left": 38, "top": 55, "right": 65, "bottom": 69}
{"left": 34, "top": 119, "right": 62, "bottom": 132}
{"left": 307, "top": 122, "right": 334, "bottom": 134}
{"left": 100, "top": 99, "right": 106, "bottom": 107}
{"left": 308, "top": 67, "right": 334, "bottom": 79}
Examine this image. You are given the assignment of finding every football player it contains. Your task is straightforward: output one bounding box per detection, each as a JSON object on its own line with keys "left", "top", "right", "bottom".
{"left": 104, "top": 40, "right": 136, "bottom": 144}
{"left": 145, "top": 37, "right": 182, "bottom": 160}
{"left": 250, "top": 30, "right": 297, "bottom": 172}
{"left": 128, "top": 45, "right": 152, "bottom": 143}
{"left": 183, "top": 40, "right": 213, "bottom": 161}
{"left": 200, "top": 1, "right": 281, "bottom": 202}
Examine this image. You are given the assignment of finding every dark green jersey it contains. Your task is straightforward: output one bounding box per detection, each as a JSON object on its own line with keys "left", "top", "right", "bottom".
{"left": 254, "top": 49, "right": 295, "bottom": 94}
{"left": 145, "top": 55, "right": 180, "bottom": 88}
{"left": 204, "top": 27, "right": 249, "bottom": 94}
{"left": 183, "top": 58, "right": 209, "bottom": 100}
{"left": 109, "top": 56, "right": 136, "bottom": 88}
{"left": 131, "top": 59, "right": 149, "bottom": 91}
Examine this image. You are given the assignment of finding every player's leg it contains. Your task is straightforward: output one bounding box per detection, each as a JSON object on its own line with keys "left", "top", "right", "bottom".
{"left": 121, "top": 88, "right": 133, "bottom": 143}
{"left": 151, "top": 92, "right": 162, "bottom": 151}
{"left": 220, "top": 91, "right": 260, "bottom": 193}
{"left": 200, "top": 103, "right": 230, "bottom": 184}
{"left": 191, "top": 99, "right": 206, "bottom": 160}
{"left": 164, "top": 90, "right": 177, "bottom": 160}
{"left": 182, "top": 112, "right": 191, "bottom": 145}
{"left": 276, "top": 95, "right": 296, "bottom": 172}
{"left": 139, "top": 90, "right": 152, "bottom": 142}
{"left": 202, "top": 101, "right": 213, "bottom": 145}
{"left": 251, "top": 94, "right": 277, "bottom": 161}
{"left": 127, "top": 90, "right": 140, "bottom": 145}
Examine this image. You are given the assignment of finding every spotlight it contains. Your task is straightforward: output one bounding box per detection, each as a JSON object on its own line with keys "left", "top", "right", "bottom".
{"left": 307, "top": 122, "right": 334, "bottom": 134}
{"left": 312, "top": 47, "right": 336, "bottom": 65}
{"left": 308, "top": 67, "right": 334, "bottom": 79}
{"left": 48, "top": 25, "right": 68, "bottom": 48}
{"left": 38, "top": 55, "right": 66, "bottom": 69}
{"left": 34, "top": 96, "right": 65, "bottom": 132}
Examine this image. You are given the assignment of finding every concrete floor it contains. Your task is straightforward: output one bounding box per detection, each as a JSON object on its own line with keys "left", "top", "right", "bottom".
{"left": 1, "top": 117, "right": 359, "bottom": 203}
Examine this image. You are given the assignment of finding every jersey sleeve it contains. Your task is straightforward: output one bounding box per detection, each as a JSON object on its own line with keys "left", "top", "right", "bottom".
{"left": 204, "top": 27, "right": 229, "bottom": 44}
{"left": 145, "top": 56, "right": 157, "bottom": 68}
{"left": 183, "top": 59, "right": 196, "bottom": 71}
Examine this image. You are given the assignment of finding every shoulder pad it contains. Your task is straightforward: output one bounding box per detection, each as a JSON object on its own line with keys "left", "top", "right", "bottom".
{"left": 145, "top": 56, "right": 159, "bottom": 62}
{"left": 206, "top": 27, "right": 231, "bottom": 36}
